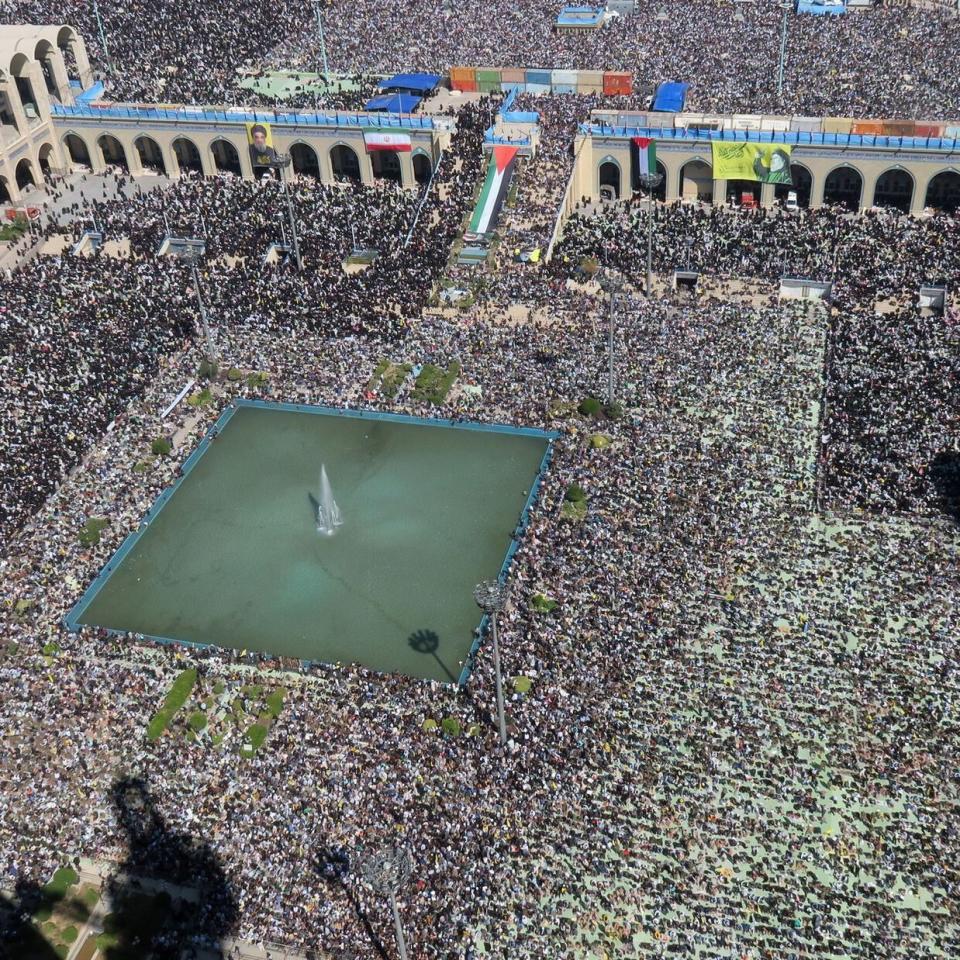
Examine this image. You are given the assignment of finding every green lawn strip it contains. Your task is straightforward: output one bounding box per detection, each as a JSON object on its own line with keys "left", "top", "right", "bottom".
{"left": 380, "top": 362, "right": 413, "bottom": 399}
{"left": 146, "top": 668, "right": 198, "bottom": 741}
{"left": 186, "top": 386, "right": 213, "bottom": 407}
{"left": 411, "top": 360, "right": 461, "bottom": 405}
{"left": 266, "top": 687, "right": 285, "bottom": 718}
{"left": 78, "top": 517, "right": 109, "bottom": 546}
{"left": 366, "top": 358, "right": 390, "bottom": 391}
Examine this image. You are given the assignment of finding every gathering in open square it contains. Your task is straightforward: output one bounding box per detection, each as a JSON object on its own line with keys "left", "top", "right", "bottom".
{"left": 1, "top": 1, "right": 959, "bottom": 959}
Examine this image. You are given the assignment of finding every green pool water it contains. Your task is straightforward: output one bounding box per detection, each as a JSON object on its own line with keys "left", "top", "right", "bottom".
{"left": 76, "top": 404, "right": 552, "bottom": 682}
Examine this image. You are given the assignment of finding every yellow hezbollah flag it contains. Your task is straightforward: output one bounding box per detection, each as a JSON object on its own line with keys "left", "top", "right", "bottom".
{"left": 711, "top": 142, "right": 793, "bottom": 184}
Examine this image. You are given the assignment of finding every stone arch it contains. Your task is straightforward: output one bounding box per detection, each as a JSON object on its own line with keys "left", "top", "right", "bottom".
{"left": 56, "top": 25, "right": 87, "bottom": 85}
{"left": 63, "top": 131, "right": 91, "bottom": 167}
{"left": 774, "top": 162, "right": 813, "bottom": 208}
{"left": 0, "top": 67, "right": 22, "bottom": 134}
{"left": 924, "top": 169, "right": 960, "bottom": 213}
{"left": 872, "top": 166, "right": 914, "bottom": 213}
{"left": 823, "top": 164, "right": 863, "bottom": 211}
{"left": 210, "top": 138, "right": 241, "bottom": 175}
{"left": 37, "top": 141, "right": 55, "bottom": 177}
{"left": 290, "top": 141, "right": 320, "bottom": 179}
{"left": 0, "top": 175, "right": 11, "bottom": 203}
{"left": 680, "top": 158, "right": 712, "bottom": 202}
{"left": 172, "top": 137, "right": 203, "bottom": 175}
{"left": 370, "top": 148, "right": 401, "bottom": 183}
{"left": 33, "top": 40, "right": 59, "bottom": 97}
{"left": 135, "top": 135, "right": 167, "bottom": 175}
{"left": 97, "top": 133, "right": 128, "bottom": 171}
{"left": 598, "top": 156, "right": 621, "bottom": 200}
{"left": 412, "top": 150, "right": 432, "bottom": 185}
{"left": 15, "top": 157, "right": 36, "bottom": 190}
{"left": 10, "top": 52, "right": 40, "bottom": 117}
{"left": 330, "top": 143, "right": 361, "bottom": 182}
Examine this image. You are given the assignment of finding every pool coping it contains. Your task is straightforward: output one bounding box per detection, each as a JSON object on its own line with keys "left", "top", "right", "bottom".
{"left": 65, "top": 399, "right": 559, "bottom": 687}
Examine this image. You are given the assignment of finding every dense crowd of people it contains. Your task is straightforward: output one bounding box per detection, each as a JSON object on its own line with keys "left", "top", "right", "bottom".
{"left": 5, "top": 0, "right": 960, "bottom": 117}
{"left": 0, "top": 41, "right": 958, "bottom": 960}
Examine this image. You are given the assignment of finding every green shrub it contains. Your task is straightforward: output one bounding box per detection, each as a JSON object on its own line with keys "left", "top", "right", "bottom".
{"left": 33, "top": 906, "right": 52, "bottom": 922}
{"left": 590, "top": 433, "right": 612, "bottom": 449}
{"left": 150, "top": 437, "right": 172, "bottom": 457}
{"left": 213, "top": 681, "right": 226, "bottom": 695}
{"left": 266, "top": 689, "right": 285, "bottom": 718}
{"left": 604, "top": 401, "right": 624, "bottom": 420}
{"left": 564, "top": 483, "right": 586, "bottom": 502}
{"left": 246, "top": 371, "right": 268, "bottom": 388}
{"left": 441, "top": 716, "right": 461, "bottom": 737}
{"left": 226, "top": 367, "right": 243, "bottom": 381}
{"left": 188, "top": 711, "right": 208, "bottom": 732}
{"left": 422, "top": 718, "right": 438, "bottom": 732}
{"left": 145, "top": 668, "right": 198, "bottom": 741}
{"left": 578, "top": 396, "right": 602, "bottom": 417}
{"left": 530, "top": 593, "right": 557, "bottom": 614}
{"left": 54, "top": 942, "right": 69, "bottom": 959}
{"left": 242, "top": 723, "right": 269, "bottom": 755}
{"left": 560, "top": 498, "right": 587, "bottom": 522}
{"left": 513, "top": 676, "right": 533, "bottom": 694}
{"left": 198, "top": 358, "right": 218, "bottom": 380}
{"left": 186, "top": 387, "right": 213, "bottom": 407}
{"left": 78, "top": 517, "right": 109, "bottom": 546}
{"left": 42, "top": 641, "right": 60, "bottom": 657}
{"left": 62, "top": 926, "right": 79, "bottom": 944}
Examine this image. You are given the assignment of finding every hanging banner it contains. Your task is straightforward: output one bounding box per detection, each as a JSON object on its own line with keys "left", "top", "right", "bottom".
{"left": 246, "top": 122, "right": 277, "bottom": 171}
{"left": 363, "top": 132, "right": 412, "bottom": 152}
{"left": 630, "top": 136, "right": 658, "bottom": 191}
{"left": 711, "top": 142, "right": 793, "bottom": 184}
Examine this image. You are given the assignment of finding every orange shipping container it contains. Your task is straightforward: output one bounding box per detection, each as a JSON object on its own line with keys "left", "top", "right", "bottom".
{"left": 915, "top": 122, "right": 943, "bottom": 138}
{"left": 449, "top": 67, "right": 478, "bottom": 92}
{"left": 851, "top": 121, "right": 883, "bottom": 135}
{"left": 603, "top": 71, "right": 632, "bottom": 96}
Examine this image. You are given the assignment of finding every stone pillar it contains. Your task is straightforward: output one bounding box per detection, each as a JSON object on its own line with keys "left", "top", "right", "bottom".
{"left": 713, "top": 178, "right": 727, "bottom": 206}
{"left": 760, "top": 181, "right": 776, "bottom": 209}
{"left": 48, "top": 53, "right": 73, "bottom": 105}
{"left": 809, "top": 170, "right": 825, "bottom": 208}
{"left": 399, "top": 151, "right": 414, "bottom": 189}
{"left": 237, "top": 134, "right": 255, "bottom": 180}
{"left": 316, "top": 142, "right": 333, "bottom": 184}
{"left": 1, "top": 78, "right": 30, "bottom": 138}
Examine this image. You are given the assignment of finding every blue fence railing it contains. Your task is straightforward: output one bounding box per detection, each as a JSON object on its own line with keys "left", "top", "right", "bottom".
{"left": 582, "top": 123, "right": 960, "bottom": 152}
{"left": 51, "top": 102, "right": 435, "bottom": 130}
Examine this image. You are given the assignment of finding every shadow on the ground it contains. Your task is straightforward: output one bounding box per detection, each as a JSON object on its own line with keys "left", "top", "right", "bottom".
{"left": 407, "top": 628, "right": 459, "bottom": 683}
{"left": 1, "top": 776, "right": 238, "bottom": 959}
{"left": 930, "top": 450, "right": 960, "bottom": 524}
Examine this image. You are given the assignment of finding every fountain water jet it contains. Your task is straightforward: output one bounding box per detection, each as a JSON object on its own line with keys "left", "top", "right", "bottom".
{"left": 316, "top": 464, "right": 343, "bottom": 536}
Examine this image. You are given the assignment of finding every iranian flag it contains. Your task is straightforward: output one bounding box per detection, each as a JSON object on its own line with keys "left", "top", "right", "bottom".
{"left": 364, "top": 131, "right": 412, "bottom": 152}
{"left": 631, "top": 136, "right": 657, "bottom": 188}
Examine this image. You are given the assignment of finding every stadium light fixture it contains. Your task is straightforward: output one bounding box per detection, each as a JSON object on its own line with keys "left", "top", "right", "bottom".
{"left": 359, "top": 846, "right": 413, "bottom": 960}
{"left": 265, "top": 155, "right": 303, "bottom": 271}
{"left": 637, "top": 171, "right": 664, "bottom": 297}
{"left": 473, "top": 579, "right": 509, "bottom": 745}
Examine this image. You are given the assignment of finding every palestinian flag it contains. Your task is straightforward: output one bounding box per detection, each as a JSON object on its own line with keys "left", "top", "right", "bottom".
{"left": 631, "top": 136, "right": 657, "bottom": 190}
{"left": 468, "top": 145, "right": 518, "bottom": 235}
{"left": 363, "top": 131, "right": 412, "bottom": 152}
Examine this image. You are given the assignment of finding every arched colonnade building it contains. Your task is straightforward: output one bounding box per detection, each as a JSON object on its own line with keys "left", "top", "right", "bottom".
{"left": 576, "top": 121, "right": 960, "bottom": 217}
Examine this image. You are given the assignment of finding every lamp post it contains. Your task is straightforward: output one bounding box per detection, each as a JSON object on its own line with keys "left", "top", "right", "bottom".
{"left": 359, "top": 847, "right": 412, "bottom": 960}
{"left": 92, "top": 0, "right": 112, "bottom": 75}
{"left": 170, "top": 241, "right": 217, "bottom": 362}
{"left": 637, "top": 171, "right": 663, "bottom": 297}
{"left": 311, "top": 0, "right": 331, "bottom": 82}
{"left": 777, "top": 2, "right": 791, "bottom": 101}
{"left": 267, "top": 154, "right": 302, "bottom": 271}
{"left": 598, "top": 271, "right": 622, "bottom": 406}
{"left": 473, "top": 579, "right": 509, "bottom": 745}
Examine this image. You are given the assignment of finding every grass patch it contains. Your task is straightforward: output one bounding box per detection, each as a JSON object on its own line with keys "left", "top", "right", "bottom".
{"left": 188, "top": 711, "right": 208, "bottom": 732}
{"left": 198, "top": 358, "right": 219, "bottom": 380}
{"left": 590, "top": 433, "right": 612, "bottom": 449}
{"left": 266, "top": 688, "right": 285, "bottom": 718}
{"left": 146, "top": 668, "right": 198, "bottom": 741}
{"left": 0, "top": 216, "right": 29, "bottom": 243}
{"left": 186, "top": 386, "right": 213, "bottom": 407}
{"left": 378, "top": 362, "right": 413, "bottom": 399}
{"left": 560, "top": 498, "right": 587, "bottom": 522}
{"left": 513, "top": 676, "right": 533, "bottom": 694}
{"left": 78, "top": 517, "right": 109, "bottom": 546}
{"left": 564, "top": 483, "right": 586, "bottom": 503}
{"left": 150, "top": 437, "right": 172, "bottom": 457}
{"left": 62, "top": 926, "right": 79, "bottom": 944}
{"left": 226, "top": 366, "right": 243, "bottom": 381}
{"left": 441, "top": 716, "right": 461, "bottom": 737}
{"left": 411, "top": 360, "right": 461, "bottom": 406}
{"left": 42, "top": 866, "right": 79, "bottom": 901}
{"left": 132, "top": 456, "right": 156, "bottom": 473}
{"left": 578, "top": 396, "right": 602, "bottom": 417}
{"left": 42, "top": 641, "right": 60, "bottom": 657}
{"left": 245, "top": 371, "right": 269, "bottom": 389}
{"left": 530, "top": 593, "right": 557, "bottom": 614}
{"left": 240, "top": 722, "right": 269, "bottom": 757}
{"left": 422, "top": 718, "right": 438, "bottom": 732}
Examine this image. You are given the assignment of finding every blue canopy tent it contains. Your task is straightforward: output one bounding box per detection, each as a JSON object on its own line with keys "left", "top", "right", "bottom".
{"left": 377, "top": 73, "right": 442, "bottom": 96}
{"left": 365, "top": 93, "right": 422, "bottom": 113}
{"left": 796, "top": 0, "right": 846, "bottom": 13}
{"left": 652, "top": 82, "right": 689, "bottom": 113}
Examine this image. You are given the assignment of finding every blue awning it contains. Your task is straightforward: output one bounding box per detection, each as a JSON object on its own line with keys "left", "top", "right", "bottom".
{"left": 365, "top": 94, "right": 422, "bottom": 113}
{"left": 796, "top": 0, "right": 846, "bottom": 13}
{"left": 377, "top": 73, "right": 441, "bottom": 94}
{"left": 652, "top": 82, "right": 688, "bottom": 113}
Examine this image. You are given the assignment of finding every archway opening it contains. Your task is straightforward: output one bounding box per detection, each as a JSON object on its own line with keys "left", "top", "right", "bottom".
{"left": 330, "top": 144, "right": 361, "bottom": 182}
{"left": 598, "top": 160, "right": 620, "bottom": 201}
{"left": 0, "top": 75, "right": 21, "bottom": 134}
{"left": 15, "top": 158, "right": 36, "bottom": 190}
{"left": 0, "top": 176, "right": 10, "bottom": 203}
{"left": 64, "top": 133, "right": 90, "bottom": 167}
{"left": 172, "top": 137, "right": 203, "bottom": 175}
{"left": 774, "top": 164, "right": 812, "bottom": 208}
{"left": 10, "top": 53, "right": 40, "bottom": 119}
{"left": 649, "top": 160, "right": 668, "bottom": 201}
{"left": 38, "top": 142, "right": 54, "bottom": 178}
{"left": 680, "top": 159, "right": 712, "bottom": 203}
{"left": 98, "top": 134, "right": 128, "bottom": 171}
{"left": 823, "top": 166, "right": 862, "bottom": 211}
{"left": 924, "top": 171, "right": 960, "bottom": 213}
{"left": 211, "top": 139, "right": 241, "bottom": 176}
{"left": 56, "top": 26, "right": 83, "bottom": 85}
{"left": 371, "top": 149, "right": 401, "bottom": 184}
{"left": 291, "top": 142, "right": 320, "bottom": 179}
{"left": 872, "top": 168, "right": 913, "bottom": 213}
{"left": 135, "top": 136, "right": 167, "bottom": 176}
{"left": 413, "top": 152, "right": 432, "bottom": 185}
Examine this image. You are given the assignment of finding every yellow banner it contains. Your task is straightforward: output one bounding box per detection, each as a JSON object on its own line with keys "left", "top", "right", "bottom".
{"left": 246, "top": 121, "right": 277, "bottom": 170}
{"left": 711, "top": 142, "right": 793, "bottom": 184}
